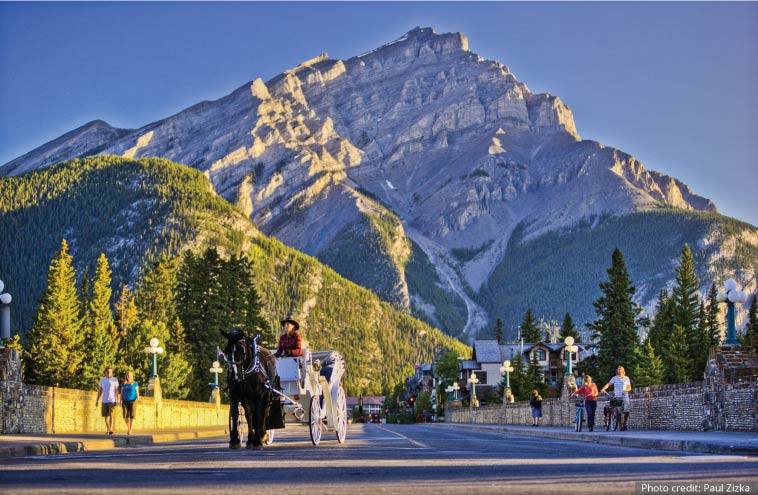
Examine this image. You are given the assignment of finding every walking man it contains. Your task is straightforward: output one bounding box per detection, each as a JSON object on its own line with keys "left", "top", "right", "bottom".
{"left": 601, "top": 366, "right": 632, "bottom": 430}
{"left": 95, "top": 367, "right": 119, "bottom": 435}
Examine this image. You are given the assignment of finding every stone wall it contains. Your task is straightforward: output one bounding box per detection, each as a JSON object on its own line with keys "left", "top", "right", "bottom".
{"left": 0, "top": 348, "right": 226, "bottom": 434}
{"left": 449, "top": 346, "right": 758, "bottom": 432}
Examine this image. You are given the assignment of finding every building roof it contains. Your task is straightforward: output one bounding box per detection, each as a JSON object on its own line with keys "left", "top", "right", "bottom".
{"left": 473, "top": 340, "right": 501, "bottom": 363}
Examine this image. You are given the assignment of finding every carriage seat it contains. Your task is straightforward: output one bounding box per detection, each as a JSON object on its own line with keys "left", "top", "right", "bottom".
{"left": 310, "top": 350, "right": 344, "bottom": 385}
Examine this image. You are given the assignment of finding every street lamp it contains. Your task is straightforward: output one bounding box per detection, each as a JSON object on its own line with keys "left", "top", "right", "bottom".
{"left": 452, "top": 382, "right": 460, "bottom": 401}
{"left": 0, "top": 279, "right": 12, "bottom": 342}
{"left": 145, "top": 337, "right": 164, "bottom": 378}
{"left": 564, "top": 336, "right": 578, "bottom": 376}
{"left": 717, "top": 278, "right": 750, "bottom": 345}
{"left": 209, "top": 355, "right": 223, "bottom": 404}
{"left": 445, "top": 385, "right": 454, "bottom": 402}
{"left": 500, "top": 360, "right": 514, "bottom": 403}
{"left": 468, "top": 372, "right": 479, "bottom": 412}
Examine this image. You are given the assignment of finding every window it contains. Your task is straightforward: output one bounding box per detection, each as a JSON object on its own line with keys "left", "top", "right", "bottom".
{"left": 535, "top": 349, "right": 546, "bottom": 361}
{"left": 471, "top": 371, "right": 488, "bottom": 385}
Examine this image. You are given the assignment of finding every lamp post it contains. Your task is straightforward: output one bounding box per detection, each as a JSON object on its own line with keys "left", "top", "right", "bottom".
{"left": 452, "top": 382, "right": 460, "bottom": 401}
{"left": 209, "top": 358, "right": 223, "bottom": 405}
{"left": 468, "top": 371, "right": 479, "bottom": 413}
{"left": 445, "top": 385, "right": 454, "bottom": 402}
{"left": 717, "top": 278, "right": 750, "bottom": 345}
{"left": 500, "top": 360, "right": 514, "bottom": 404}
{"left": 0, "top": 279, "right": 12, "bottom": 343}
{"left": 564, "top": 336, "right": 578, "bottom": 376}
{"left": 145, "top": 337, "right": 164, "bottom": 378}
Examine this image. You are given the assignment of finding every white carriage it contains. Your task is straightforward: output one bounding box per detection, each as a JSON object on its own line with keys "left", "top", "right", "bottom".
{"left": 267, "top": 348, "right": 347, "bottom": 446}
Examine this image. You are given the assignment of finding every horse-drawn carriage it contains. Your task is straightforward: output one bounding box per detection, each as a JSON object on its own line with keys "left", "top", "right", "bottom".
{"left": 268, "top": 348, "right": 347, "bottom": 445}
{"left": 220, "top": 330, "right": 347, "bottom": 448}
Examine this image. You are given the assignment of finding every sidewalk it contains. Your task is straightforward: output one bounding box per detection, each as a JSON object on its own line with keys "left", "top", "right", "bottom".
{"left": 0, "top": 426, "right": 229, "bottom": 459}
{"left": 437, "top": 423, "right": 758, "bottom": 456}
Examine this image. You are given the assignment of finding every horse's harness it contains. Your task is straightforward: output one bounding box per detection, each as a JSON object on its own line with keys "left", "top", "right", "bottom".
{"left": 221, "top": 334, "right": 271, "bottom": 388}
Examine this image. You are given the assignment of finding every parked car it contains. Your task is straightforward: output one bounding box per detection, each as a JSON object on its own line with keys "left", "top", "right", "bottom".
{"left": 369, "top": 413, "right": 382, "bottom": 424}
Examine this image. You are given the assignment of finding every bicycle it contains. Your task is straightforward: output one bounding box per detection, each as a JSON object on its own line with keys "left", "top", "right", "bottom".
{"left": 572, "top": 397, "right": 585, "bottom": 432}
{"left": 599, "top": 391, "right": 624, "bottom": 431}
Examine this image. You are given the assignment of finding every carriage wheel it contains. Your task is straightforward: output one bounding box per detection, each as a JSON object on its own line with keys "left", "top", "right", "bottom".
{"left": 335, "top": 386, "right": 347, "bottom": 444}
{"left": 309, "top": 395, "right": 322, "bottom": 446}
{"left": 264, "top": 428, "right": 275, "bottom": 445}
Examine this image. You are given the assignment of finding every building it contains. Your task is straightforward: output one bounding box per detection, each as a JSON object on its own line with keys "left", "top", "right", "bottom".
{"left": 347, "top": 396, "right": 384, "bottom": 415}
{"left": 458, "top": 339, "right": 593, "bottom": 397}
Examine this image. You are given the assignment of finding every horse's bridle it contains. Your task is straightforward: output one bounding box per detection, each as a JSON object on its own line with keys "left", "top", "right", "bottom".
{"left": 222, "top": 334, "right": 269, "bottom": 386}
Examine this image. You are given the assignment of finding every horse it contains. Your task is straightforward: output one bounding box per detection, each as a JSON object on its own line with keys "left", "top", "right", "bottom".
{"left": 220, "top": 330, "right": 275, "bottom": 450}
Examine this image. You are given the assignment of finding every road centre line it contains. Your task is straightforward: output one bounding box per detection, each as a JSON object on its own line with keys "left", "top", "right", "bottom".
{"left": 375, "top": 425, "right": 429, "bottom": 448}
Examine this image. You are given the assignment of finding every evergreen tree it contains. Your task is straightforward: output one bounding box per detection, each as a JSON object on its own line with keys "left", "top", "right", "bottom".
{"left": 587, "top": 248, "right": 641, "bottom": 383}
{"left": 647, "top": 289, "right": 672, "bottom": 357}
{"left": 494, "top": 318, "right": 504, "bottom": 344}
{"left": 78, "top": 266, "right": 91, "bottom": 320}
{"left": 78, "top": 253, "right": 119, "bottom": 389}
{"left": 672, "top": 244, "right": 704, "bottom": 380}
{"left": 664, "top": 324, "right": 692, "bottom": 384}
{"left": 520, "top": 308, "right": 541, "bottom": 342}
{"left": 560, "top": 312, "right": 579, "bottom": 340}
{"left": 633, "top": 340, "right": 664, "bottom": 387}
{"left": 526, "top": 350, "right": 546, "bottom": 395}
{"left": 744, "top": 295, "right": 758, "bottom": 348}
{"left": 136, "top": 252, "right": 179, "bottom": 325}
{"left": 114, "top": 286, "right": 139, "bottom": 374}
{"left": 705, "top": 283, "right": 722, "bottom": 347}
{"left": 689, "top": 301, "right": 710, "bottom": 379}
{"left": 24, "top": 239, "right": 83, "bottom": 387}
{"left": 509, "top": 353, "right": 529, "bottom": 401}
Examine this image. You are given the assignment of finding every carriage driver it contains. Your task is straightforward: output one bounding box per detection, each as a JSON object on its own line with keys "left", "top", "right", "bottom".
{"left": 274, "top": 316, "right": 302, "bottom": 357}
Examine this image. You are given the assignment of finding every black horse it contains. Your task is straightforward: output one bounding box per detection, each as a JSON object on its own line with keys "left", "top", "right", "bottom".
{"left": 220, "top": 330, "right": 275, "bottom": 450}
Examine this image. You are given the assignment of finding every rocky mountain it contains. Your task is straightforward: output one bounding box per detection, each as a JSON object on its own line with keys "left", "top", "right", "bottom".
{"left": 4, "top": 27, "right": 755, "bottom": 341}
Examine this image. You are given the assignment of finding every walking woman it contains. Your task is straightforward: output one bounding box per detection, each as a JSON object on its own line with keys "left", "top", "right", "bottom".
{"left": 571, "top": 375, "right": 599, "bottom": 431}
{"left": 121, "top": 371, "right": 139, "bottom": 435}
{"left": 529, "top": 389, "right": 543, "bottom": 426}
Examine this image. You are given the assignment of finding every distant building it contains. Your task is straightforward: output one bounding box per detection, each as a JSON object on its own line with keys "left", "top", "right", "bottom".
{"left": 458, "top": 339, "right": 593, "bottom": 397}
{"left": 347, "top": 396, "right": 384, "bottom": 415}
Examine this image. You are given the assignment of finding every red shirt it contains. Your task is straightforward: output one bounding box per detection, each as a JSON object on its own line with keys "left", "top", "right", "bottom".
{"left": 275, "top": 332, "right": 302, "bottom": 357}
{"left": 573, "top": 383, "right": 598, "bottom": 401}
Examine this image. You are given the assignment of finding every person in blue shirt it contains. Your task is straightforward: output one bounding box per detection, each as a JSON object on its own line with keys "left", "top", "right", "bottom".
{"left": 121, "top": 371, "right": 139, "bottom": 435}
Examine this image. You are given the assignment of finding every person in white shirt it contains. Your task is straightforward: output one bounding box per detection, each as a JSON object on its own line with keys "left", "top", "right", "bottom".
{"left": 601, "top": 365, "right": 632, "bottom": 431}
{"left": 95, "top": 367, "right": 119, "bottom": 435}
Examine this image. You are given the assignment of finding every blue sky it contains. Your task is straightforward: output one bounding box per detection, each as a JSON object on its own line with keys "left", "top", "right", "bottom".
{"left": 1, "top": 2, "right": 756, "bottom": 226}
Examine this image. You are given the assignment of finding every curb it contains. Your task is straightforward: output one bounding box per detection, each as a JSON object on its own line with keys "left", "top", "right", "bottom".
{"left": 435, "top": 423, "right": 758, "bottom": 456}
{"left": 0, "top": 428, "right": 229, "bottom": 459}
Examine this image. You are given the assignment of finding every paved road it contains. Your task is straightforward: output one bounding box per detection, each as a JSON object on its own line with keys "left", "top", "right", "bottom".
{"left": 1, "top": 423, "right": 756, "bottom": 494}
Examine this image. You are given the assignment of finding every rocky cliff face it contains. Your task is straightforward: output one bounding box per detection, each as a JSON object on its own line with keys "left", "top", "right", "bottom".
{"left": 2, "top": 27, "right": 730, "bottom": 340}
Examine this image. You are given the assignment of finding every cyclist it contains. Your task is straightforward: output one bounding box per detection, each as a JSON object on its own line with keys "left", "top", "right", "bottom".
{"left": 601, "top": 366, "right": 632, "bottom": 430}
{"left": 570, "top": 374, "right": 598, "bottom": 431}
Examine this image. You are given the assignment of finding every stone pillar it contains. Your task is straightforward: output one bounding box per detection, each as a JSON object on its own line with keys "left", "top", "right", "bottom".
{"left": 704, "top": 345, "right": 757, "bottom": 431}
{"left": 0, "top": 348, "right": 24, "bottom": 433}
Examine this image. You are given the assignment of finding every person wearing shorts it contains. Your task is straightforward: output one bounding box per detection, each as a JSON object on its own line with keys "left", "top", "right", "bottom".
{"left": 601, "top": 366, "right": 632, "bottom": 430}
{"left": 95, "top": 367, "right": 119, "bottom": 435}
{"left": 121, "top": 371, "right": 139, "bottom": 435}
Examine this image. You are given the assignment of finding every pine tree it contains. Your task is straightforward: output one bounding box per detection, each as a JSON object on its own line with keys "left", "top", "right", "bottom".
{"left": 634, "top": 340, "right": 664, "bottom": 387}
{"left": 79, "top": 266, "right": 91, "bottom": 320}
{"left": 79, "top": 253, "right": 118, "bottom": 390}
{"left": 664, "top": 324, "right": 692, "bottom": 384}
{"left": 587, "top": 248, "right": 641, "bottom": 384}
{"left": 647, "top": 289, "right": 673, "bottom": 357}
{"left": 160, "top": 318, "right": 193, "bottom": 399}
{"left": 494, "top": 318, "right": 504, "bottom": 344}
{"left": 705, "top": 283, "right": 722, "bottom": 347}
{"left": 671, "top": 244, "right": 704, "bottom": 381}
{"left": 526, "top": 349, "right": 546, "bottom": 395}
{"left": 509, "top": 353, "right": 529, "bottom": 401}
{"left": 689, "top": 301, "right": 710, "bottom": 379}
{"left": 114, "top": 286, "right": 139, "bottom": 375}
{"left": 520, "top": 308, "right": 541, "bottom": 343}
{"left": 560, "top": 312, "right": 579, "bottom": 340}
{"left": 24, "top": 239, "right": 83, "bottom": 387}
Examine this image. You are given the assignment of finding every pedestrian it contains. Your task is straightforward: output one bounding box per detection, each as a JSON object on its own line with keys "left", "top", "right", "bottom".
{"left": 95, "top": 366, "right": 119, "bottom": 435}
{"left": 571, "top": 375, "right": 599, "bottom": 431}
{"left": 601, "top": 365, "right": 632, "bottom": 430}
{"left": 121, "top": 371, "right": 139, "bottom": 435}
{"left": 529, "top": 389, "right": 543, "bottom": 426}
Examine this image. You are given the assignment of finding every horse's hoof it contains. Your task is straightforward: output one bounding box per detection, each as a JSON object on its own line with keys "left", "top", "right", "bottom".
{"left": 253, "top": 444, "right": 263, "bottom": 451}
{"left": 230, "top": 443, "right": 242, "bottom": 450}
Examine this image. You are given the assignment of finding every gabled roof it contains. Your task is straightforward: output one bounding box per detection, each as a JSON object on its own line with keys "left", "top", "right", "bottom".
{"left": 473, "top": 340, "right": 501, "bottom": 363}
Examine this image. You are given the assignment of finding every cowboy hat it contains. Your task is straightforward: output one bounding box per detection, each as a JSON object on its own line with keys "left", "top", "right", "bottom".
{"left": 280, "top": 316, "right": 300, "bottom": 331}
